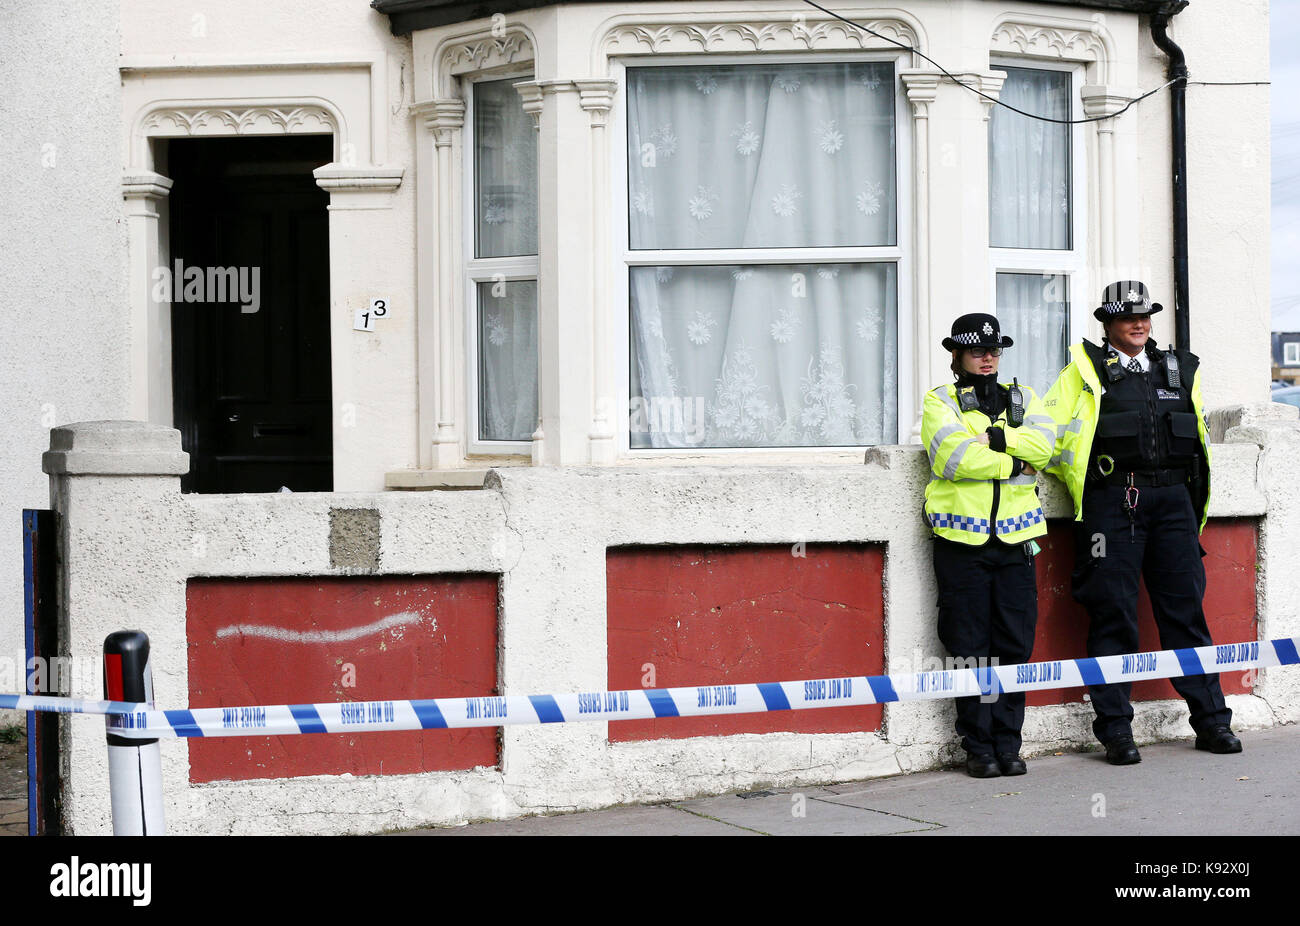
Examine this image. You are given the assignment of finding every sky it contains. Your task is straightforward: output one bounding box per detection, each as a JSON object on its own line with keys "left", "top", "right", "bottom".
{"left": 1273, "top": 1, "right": 1300, "bottom": 331}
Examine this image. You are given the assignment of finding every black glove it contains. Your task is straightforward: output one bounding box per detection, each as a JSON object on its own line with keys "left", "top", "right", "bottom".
{"left": 986, "top": 426, "right": 1006, "bottom": 453}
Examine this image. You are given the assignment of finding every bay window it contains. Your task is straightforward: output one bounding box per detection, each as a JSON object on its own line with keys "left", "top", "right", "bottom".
{"left": 621, "top": 60, "right": 902, "bottom": 449}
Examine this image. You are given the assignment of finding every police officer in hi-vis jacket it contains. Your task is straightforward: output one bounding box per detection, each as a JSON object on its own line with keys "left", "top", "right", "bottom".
{"left": 923, "top": 313, "right": 1056, "bottom": 778}
{"left": 1040, "top": 281, "right": 1240, "bottom": 765}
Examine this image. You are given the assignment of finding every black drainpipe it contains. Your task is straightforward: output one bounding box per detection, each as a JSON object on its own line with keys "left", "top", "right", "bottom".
{"left": 1150, "top": 1, "right": 1191, "bottom": 352}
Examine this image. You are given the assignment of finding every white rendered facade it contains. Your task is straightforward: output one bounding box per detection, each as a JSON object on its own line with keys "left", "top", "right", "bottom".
{"left": 97, "top": 0, "right": 1272, "bottom": 479}
{"left": 0, "top": 1, "right": 1284, "bottom": 832}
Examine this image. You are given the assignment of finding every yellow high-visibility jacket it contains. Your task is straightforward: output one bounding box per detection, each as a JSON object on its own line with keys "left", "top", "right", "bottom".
{"left": 1039, "top": 340, "right": 1212, "bottom": 531}
{"left": 922, "top": 381, "right": 1056, "bottom": 545}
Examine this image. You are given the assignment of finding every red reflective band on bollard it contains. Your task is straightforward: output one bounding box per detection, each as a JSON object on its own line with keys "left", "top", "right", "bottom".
{"left": 103, "top": 631, "right": 153, "bottom": 704}
{"left": 102, "top": 631, "right": 165, "bottom": 836}
{"left": 104, "top": 653, "right": 124, "bottom": 702}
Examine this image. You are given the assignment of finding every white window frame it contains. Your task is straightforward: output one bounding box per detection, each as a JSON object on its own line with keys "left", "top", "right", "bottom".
{"left": 462, "top": 70, "right": 539, "bottom": 456}
{"left": 608, "top": 51, "right": 915, "bottom": 457}
{"left": 1285, "top": 341, "right": 1300, "bottom": 367}
{"left": 987, "top": 58, "right": 1089, "bottom": 364}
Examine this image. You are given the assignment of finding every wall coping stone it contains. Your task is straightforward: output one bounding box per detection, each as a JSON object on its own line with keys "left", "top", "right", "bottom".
{"left": 42, "top": 420, "right": 189, "bottom": 476}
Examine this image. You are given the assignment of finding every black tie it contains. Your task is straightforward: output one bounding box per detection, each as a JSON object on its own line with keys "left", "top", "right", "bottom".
{"left": 1127, "top": 357, "right": 1142, "bottom": 374}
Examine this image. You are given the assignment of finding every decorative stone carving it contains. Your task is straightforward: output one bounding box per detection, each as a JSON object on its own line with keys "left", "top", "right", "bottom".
{"left": 991, "top": 20, "right": 1112, "bottom": 82}
{"left": 575, "top": 79, "right": 617, "bottom": 120}
{"left": 445, "top": 33, "right": 531, "bottom": 75}
{"left": 600, "top": 17, "right": 919, "bottom": 60}
{"left": 959, "top": 71, "right": 1006, "bottom": 122}
{"left": 1081, "top": 85, "right": 1132, "bottom": 120}
{"left": 434, "top": 29, "right": 536, "bottom": 99}
{"left": 900, "top": 69, "right": 941, "bottom": 117}
{"left": 413, "top": 99, "right": 466, "bottom": 147}
{"left": 140, "top": 104, "right": 337, "bottom": 137}
{"left": 513, "top": 81, "right": 554, "bottom": 129}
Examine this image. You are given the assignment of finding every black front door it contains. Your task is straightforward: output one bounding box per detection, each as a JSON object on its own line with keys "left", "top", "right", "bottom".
{"left": 168, "top": 135, "right": 333, "bottom": 493}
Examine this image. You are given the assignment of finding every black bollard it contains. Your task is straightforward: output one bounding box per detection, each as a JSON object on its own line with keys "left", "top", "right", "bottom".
{"left": 103, "top": 631, "right": 165, "bottom": 835}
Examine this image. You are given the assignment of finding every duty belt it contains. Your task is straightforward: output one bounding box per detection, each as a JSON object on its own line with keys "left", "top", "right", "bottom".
{"left": 1093, "top": 468, "right": 1188, "bottom": 487}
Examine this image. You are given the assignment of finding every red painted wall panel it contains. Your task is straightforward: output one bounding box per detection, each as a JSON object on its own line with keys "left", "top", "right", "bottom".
{"left": 607, "top": 544, "right": 885, "bottom": 742}
{"left": 186, "top": 575, "right": 498, "bottom": 783}
{"left": 1027, "top": 519, "right": 1258, "bottom": 706}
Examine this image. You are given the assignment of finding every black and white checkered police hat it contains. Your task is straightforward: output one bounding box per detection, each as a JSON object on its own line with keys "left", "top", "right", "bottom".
{"left": 1094, "top": 280, "right": 1164, "bottom": 322}
{"left": 941, "top": 313, "right": 1013, "bottom": 352}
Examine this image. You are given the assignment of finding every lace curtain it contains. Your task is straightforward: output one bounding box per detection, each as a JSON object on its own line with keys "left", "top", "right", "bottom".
{"left": 989, "top": 67, "right": 1071, "bottom": 250}
{"left": 989, "top": 68, "right": 1072, "bottom": 394}
{"left": 474, "top": 78, "right": 539, "bottom": 441}
{"left": 627, "top": 62, "right": 899, "bottom": 448}
{"left": 631, "top": 264, "right": 897, "bottom": 447}
{"left": 995, "top": 273, "right": 1068, "bottom": 395}
{"left": 474, "top": 78, "right": 537, "bottom": 258}
{"left": 477, "top": 280, "right": 538, "bottom": 441}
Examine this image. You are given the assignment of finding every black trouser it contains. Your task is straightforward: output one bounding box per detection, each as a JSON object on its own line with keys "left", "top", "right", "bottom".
{"left": 933, "top": 536, "right": 1037, "bottom": 756}
{"left": 1072, "top": 482, "right": 1231, "bottom": 744}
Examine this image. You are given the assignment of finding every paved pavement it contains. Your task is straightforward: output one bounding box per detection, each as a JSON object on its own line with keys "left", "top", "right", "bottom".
{"left": 0, "top": 730, "right": 25, "bottom": 836}
{"left": 2, "top": 725, "right": 1295, "bottom": 836}
{"left": 398, "top": 726, "right": 1300, "bottom": 836}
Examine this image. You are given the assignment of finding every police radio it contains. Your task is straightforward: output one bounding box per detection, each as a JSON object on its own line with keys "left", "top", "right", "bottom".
{"left": 958, "top": 386, "right": 979, "bottom": 412}
{"left": 1164, "top": 345, "right": 1182, "bottom": 389}
{"left": 1007, "top": 378, "right": 1025, "bottom": 427}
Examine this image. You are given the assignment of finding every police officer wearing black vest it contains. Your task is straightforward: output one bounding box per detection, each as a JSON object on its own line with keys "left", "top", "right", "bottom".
{"left": 1043, "top": 281, "right": 1240, "bottom": 765}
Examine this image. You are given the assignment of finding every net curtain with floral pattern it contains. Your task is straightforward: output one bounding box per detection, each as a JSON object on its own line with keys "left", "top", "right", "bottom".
{"left": 626, "top": 62, "right": 899, "bottom": 448}
{"left": 474, "top": 77, "right": 540, "bottom": 442}
{"left": 989, "top": 66, "right": 1072, "bottom": 395}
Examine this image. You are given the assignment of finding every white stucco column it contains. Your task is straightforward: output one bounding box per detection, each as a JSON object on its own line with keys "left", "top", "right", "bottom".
{"left": 517, "top": 79, "right": 595, "bottom": 465}
{"left": 576, "top": 80, "right": 619, "bottom": 464}
{"left": 312, "top": 163, "right": 406, "bottom": 490}
{"left": 42, "top": 420, "right": 189, "bottom": 834}
{"left": 411, "top": 100, "right": 466, "bottom": 470}
{"left": 121, "top": 170, "right": 174, "bottom": 426}
{"left": 1081, "top": 86, "right": 1129, "bottom": 280}
{"left": 899, "top": 71, "right": 939, "bottom": 442}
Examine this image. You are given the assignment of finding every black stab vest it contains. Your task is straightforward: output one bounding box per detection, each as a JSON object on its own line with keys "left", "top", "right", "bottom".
{"left": 1084, "top": 341, "right": 1202, "bottom": 473}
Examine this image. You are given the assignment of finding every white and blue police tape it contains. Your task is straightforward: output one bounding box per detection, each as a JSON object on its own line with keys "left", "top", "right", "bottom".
{"left": 2, "top": 636, "right": 1296, "bottom": 740}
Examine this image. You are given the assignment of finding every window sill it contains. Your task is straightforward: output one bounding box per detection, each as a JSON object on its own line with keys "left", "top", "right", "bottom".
{"left": 387, "top": 445, "right": 935, "bottom": 486}
{"left": 385, "top": 468, "right": 493, "bottom": 490}
{"left": 616, "top": 449, "right": 879, "bottom": 467}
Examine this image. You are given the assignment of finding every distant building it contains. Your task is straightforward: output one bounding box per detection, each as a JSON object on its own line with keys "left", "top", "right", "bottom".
{"left": 1273, "top": 332, "right": 1300, "bottom": 385}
